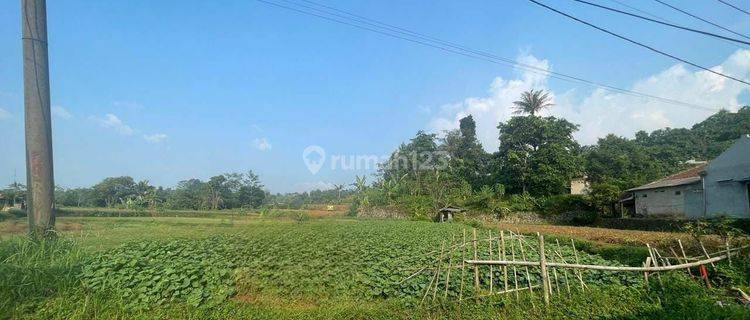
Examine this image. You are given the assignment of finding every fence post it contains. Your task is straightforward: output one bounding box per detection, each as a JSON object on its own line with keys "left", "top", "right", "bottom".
{"left": 500, "top": 230, "right": 509, "bottom": 292}
{"left": 538, "top": 233, "right": 551, "bottom": 306}
{"left": 726, "top": 239, "right": 732, "bottom": 267}
{"left": 488, "top": 230, "right": 494, "bottom": 293}
{"left": 472, "top": 228, "right": 479, "bottom": 293}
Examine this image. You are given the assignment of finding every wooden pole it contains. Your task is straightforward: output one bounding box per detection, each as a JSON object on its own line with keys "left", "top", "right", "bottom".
{"left": 465, "top": 253, "right": 730, "bottom": 272}
{"left": 518, "top": 234, "right": 534, "bottom": 293}
{"left": 571, "top": 239, "right": 585, "bottom": 291}
{"left": 432, "top": 241, "right": 445, "bottom": 301}
{"left": 444, "top": 235, "right": 455, "bottom": 299}
{"left": 500, "top": 230, "right": 509, "bottom": 292}
{"left": 677, "top": 239, "right": 693, "bottom": 277}
{"left": 555, "top": 239, "right": 571, "bottom": 295}
{"left": 510, "top": 233, "right": 520, "bottom": 300}
{"left": 646, "top": 244, "right": 663, "bottom": 286}
{"left": 699, "top": 240, "right": 716, "bottom": 269}
{"left": 538, "top": 234, "right": 551, "bottom": 306}
{"left": 488, "top": 230, "right": 494, "bottom": 293}
{"left": 472, "top": 228, "right": 479, "bottom": 293}
{"left": 726, "top": 239, "right": 732, "bottom": 267}
{"left": 643, "top": 257, "right": 651, "bottom": 289}
{"left": 459, "top": 229, "right": 467, "bottom": 304}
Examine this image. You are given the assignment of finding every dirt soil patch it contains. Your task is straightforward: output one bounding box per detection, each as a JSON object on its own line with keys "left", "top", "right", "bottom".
{"left": 496, "top": 223, "right": 723, "bottom": 249}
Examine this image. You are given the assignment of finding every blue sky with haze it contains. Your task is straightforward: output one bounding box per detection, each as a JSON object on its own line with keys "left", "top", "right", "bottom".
{"left": 1, "top": 0, "right": 749, "bottom": 193}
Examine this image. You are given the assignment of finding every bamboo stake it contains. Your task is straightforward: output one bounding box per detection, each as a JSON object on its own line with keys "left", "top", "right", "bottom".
{"left": 432, "top": 241, "right": 445, "bottom": 302}
{"left": 538, "top": 233, "right": 551, "bottom": 305}
{"left": 677, "top": 239, "right": 693, "bottom": 277}
{"left": 472, "top": 228, "right": 479, "bottom": 294}
{"left": 444, "top": 235, "right": 455, "bottom": 299}
{"left": 518, "top": 234, "right": 534, "bottom": 293}
{"left": 699, "top": 240, "right": 716, "bottom": 269}
{"left": 555, "top": 239, "right": 571, "bottom": 295}
{"left": 646, "top": 244, "right": 663, "bottom": 286}
{"left": 465, "top": 253, "right": 730, "bottom": 271}
{"left": 421, "top": 257, "right": 440, "bottom": 305}
{"left": 643, "top": 257, "right": 651, "bottom": 289}
{"left": 510, "top": 233, "right": 520, "bottom": 300}
{"left": 488, "top": 230, "right": 494, "bottom": 294}
{"left": 571, "top": 239, "right": 585, "bottom": 291}
{"left": 726, "top": 239, "right": 732, "bottom": 267}
{"left": 459, "top": 229, "right": 467, "bottom": 304}
{"left": 654, "top": 248, "right": 670, "bottom": 266}
{"left": 500, "top": 230, "right": 509, "bottom": 292}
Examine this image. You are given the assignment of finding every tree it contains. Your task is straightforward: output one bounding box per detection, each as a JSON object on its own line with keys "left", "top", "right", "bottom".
{"left": 585, "top": 134, "right": 666, "bottom": 191}
{"left": 442, "top": 115, "right": 489, "bottom": 190}
{"left": 167, "top": 179, "right": 206, "bottom": 210}
{"left": 236, "top": 171, "right": 265, "bottom": 208}
{"left": 380, "top": 130, "right": 448, "bottom": 194}
{"left": 91, "top": 176, "right": 137, "bottom": 207}
{"left": 512, "top": 89, "right": 554, "bottom": 116}
{"left": 497, "top": 115, "right": 581, "bottom": 195}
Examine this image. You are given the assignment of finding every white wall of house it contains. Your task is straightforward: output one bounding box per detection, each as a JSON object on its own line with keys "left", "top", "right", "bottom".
{"left": 633, "top": 183, "right": 701, "bottom": 217}
{"left": 704, "top": 135, "right": 750, "bottom": 218}
{"left": 570, "top": 178, "right": 589, "bottom": 195}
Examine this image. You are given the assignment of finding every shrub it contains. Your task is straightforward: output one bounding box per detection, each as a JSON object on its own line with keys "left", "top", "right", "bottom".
{"left": 539, "top": 194, "right": 594, "bottom": 215}
{"left": 347, "top": 199, "right": 360, "bottom": 217}
{"left": 6, "top": 208, "right": 27, "bottom": 218}
{"left": 396, "top": 195, "right": 435, "bottom": 220}
{"left": 506, "top": 193, "right": 540, "bottom": 212}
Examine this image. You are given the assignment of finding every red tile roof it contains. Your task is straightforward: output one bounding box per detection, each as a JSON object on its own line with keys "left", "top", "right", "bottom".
{"left": 628, "top": 163, "right": 706, "bottom": 191}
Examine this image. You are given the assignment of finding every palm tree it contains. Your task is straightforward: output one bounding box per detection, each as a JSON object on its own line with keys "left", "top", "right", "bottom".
{"left": 512, "top": 89, "right": 554, "bottom": 116}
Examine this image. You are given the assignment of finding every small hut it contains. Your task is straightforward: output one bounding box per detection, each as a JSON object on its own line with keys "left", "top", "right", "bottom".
{"left": 437, "top": 206, "right": 465, "bottom": 222}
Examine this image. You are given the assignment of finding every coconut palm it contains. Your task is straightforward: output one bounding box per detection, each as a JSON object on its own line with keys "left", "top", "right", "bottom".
{"left": 512, "top": 89, "right": 554, "bottom": 116}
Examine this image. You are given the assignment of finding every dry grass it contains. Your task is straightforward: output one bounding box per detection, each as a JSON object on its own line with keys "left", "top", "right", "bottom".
{"left": 494, "top": 222, "right": 733, "bottom": 254}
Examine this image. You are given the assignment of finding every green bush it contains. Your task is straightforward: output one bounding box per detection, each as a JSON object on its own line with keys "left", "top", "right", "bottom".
{"left": 347, "top": 199, "right": 360, "bottom": 217}
{"left": 506, "top": 193, "right": 540, "bottom": 212}
{"left": 569, "top": 211, "right": 598, "bottom": 225}
{"left": 6, "top": 208, "right": 27, "bottom": 218}
{"left": 539, "top": 194, "right": 594, "bottom": 215}
{"left": 396, "top": 195, "right": 435, "bottom": 220}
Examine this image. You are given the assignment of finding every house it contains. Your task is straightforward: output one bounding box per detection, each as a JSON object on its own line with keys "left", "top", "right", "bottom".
{"left": 627, "top": 135, "right": 750, "bottom": 218}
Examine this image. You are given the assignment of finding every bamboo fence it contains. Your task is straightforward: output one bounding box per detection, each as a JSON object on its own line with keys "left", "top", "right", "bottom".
{"left": 404, "top": 228, "right": 747, "bottom": 307}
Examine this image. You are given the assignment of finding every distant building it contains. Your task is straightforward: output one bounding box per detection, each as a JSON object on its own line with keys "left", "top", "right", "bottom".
{"left": 569, "top": 177, "right": 590, "bottom": 195}
{"left": 626, "top": 135, "right": 750, "bottom": 218}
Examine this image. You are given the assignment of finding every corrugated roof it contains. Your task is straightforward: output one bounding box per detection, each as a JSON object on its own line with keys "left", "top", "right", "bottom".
{"left": 627, "top": 163, "right": 706, "bottom": 192}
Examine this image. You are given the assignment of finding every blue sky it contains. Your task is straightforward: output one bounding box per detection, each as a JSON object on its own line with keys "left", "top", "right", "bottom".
{"left": 1, "top": 0, "right": 749, "bottom": 192}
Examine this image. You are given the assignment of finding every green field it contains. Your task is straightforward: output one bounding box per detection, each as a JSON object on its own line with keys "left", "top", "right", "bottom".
{"left": 2, "top": 215, "right": 749, "bottom": 319}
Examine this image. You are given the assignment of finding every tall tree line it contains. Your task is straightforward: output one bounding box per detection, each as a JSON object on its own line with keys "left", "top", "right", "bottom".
{"left": 371, "top": 89, "right": 750, "bottom": 215}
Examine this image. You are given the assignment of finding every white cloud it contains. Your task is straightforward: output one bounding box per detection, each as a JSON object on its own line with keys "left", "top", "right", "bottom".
{"left": 143, "top": 133, "right": 167, "bottom": 144}
{"left": 0, "top": 107, "right": 10, "bottom": 120}
{"left": 52, "top": 105, "right": 72, "bottom": 119}
{"left": 94, "top": 113, "right": 134, "bottom": 135}
{"left": 428, "top": 50, "right": 750, "bottom": 149}
{"left": 253, "top": 137, "right": 272, "bottom": 151}
{"left": 292, "top": 181, "right": 335, "bottom": 193}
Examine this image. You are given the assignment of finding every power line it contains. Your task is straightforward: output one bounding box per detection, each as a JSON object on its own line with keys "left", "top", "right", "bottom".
{"left": 653, "top": 0, "right": 750, "bottom": 40}
{"left": 607, "top": 0, "right": 672, "bottom": 23}
{"left": 571, "top": 0, "right": 750, "bottom": 46}
{"left": 252, "top": 0, "right": 723, "bottom": 110}
{"left": 605, "top": 0, "right": 745, "bottom": 50}
{"left": 529, "top": 0, "right": 750, "bottom": 86}
{"left": 716, "top": 0, "right": 750, "bottom": 17}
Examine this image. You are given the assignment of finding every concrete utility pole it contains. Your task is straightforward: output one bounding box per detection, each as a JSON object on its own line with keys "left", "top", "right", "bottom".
{"left": 22, "top": 0, "right": 55, "bottom": 236}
